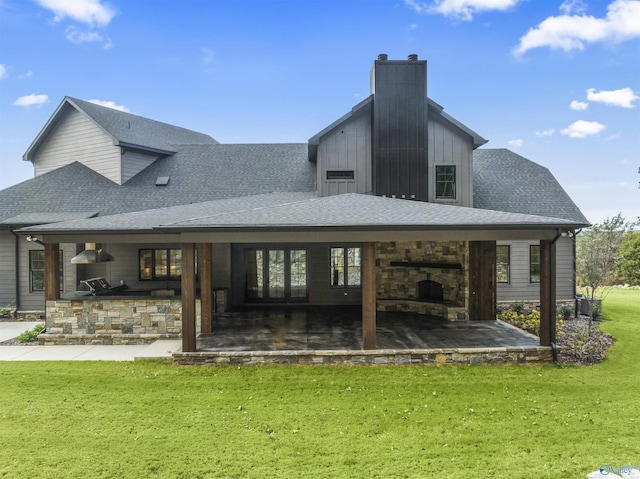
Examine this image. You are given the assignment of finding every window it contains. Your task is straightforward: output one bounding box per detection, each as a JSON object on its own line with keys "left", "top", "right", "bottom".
{"left": 530, "top": 245, "right": 541, "bottom": 283}
{"left": 435, "top": 165, "right": 456, "bottom": 199}
{"left": 496, "top": 245, "right": 510, "bottom": 284}
{"left": 29, "top": 250, "right": 63, "bottom": 292}
{"left": 139, "top": 249, "right": 182, "bottom": 281}
{"left": 330, "top": 247, "right": 361, "bottom": 287}
{"left": 245, "top": 248, "right": 308, "bottom": 302}
{"left": 326, "top": 170, "right": 355, "bottom": 180}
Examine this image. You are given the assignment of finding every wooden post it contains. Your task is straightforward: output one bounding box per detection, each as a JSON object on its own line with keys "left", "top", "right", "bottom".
{"left": 362, "top": 242, "right": 376, "bottom": 350}
{"left": 539, "top": 239, "right": 556, "bottom": 347}
{"left": 181, "top": 243, "right": 197, "bottom": 352}
{"left": 468, "top": 241, "right": 496, "bottom": 320}
{"left": 44, "top": 243, "right": 60, "bottom": 301}
{"left": 200, "top": 243, "right": 213, "bottom": 334}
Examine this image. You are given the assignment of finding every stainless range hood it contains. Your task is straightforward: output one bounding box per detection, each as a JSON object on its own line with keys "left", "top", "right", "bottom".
{"left": 71, "top": 243, "right": 115, "bottom": 264}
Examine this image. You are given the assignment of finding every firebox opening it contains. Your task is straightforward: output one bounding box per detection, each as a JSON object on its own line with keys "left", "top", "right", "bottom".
{"left": 416, "top": 279, "right": 444, "bottom": 302}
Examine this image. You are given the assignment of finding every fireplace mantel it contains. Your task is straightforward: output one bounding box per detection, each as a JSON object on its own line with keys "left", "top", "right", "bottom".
{"left": 389, "top": 261, "right": 462, "bottom": 270}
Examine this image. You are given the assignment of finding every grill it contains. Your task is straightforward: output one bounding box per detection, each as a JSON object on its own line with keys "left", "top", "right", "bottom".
{"left": 77, "top": 277, "right": 127, "bottom": 296}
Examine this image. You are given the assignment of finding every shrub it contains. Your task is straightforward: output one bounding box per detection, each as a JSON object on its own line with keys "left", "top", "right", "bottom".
{"left": 557, "top": 304, "right": 574, "bottom": 321}
{"left": 16, "top": 324, "right": 45, "bottom": 343}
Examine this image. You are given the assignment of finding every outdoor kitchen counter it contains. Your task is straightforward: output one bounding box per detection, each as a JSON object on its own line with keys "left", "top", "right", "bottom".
{"left": 46, "top": 295, "right": 200, "bottom": 341}
{"left": 60, "top": 290, "right": 182, "bottom": 301}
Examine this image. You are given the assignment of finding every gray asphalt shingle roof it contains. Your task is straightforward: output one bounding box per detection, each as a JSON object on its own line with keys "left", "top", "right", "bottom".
{"left": 22, "top": 192, "right": 585, "bottom": 234}
{"left": 1, "top": 144, "right": 316, "bottom": 224}
{"left": 473, "top": 148, "right": 589, "bottom": 225}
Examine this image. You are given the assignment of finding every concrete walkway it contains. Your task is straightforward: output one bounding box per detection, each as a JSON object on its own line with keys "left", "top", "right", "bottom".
{"left": 0, "top": 322, "right": 181, "bottom": 361}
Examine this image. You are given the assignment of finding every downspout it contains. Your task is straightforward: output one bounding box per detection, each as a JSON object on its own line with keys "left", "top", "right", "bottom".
{"left": 9, "top": 227, "right": 20, "bottom": 315}
{"left": 549, "top": 229, "right": 563, "bottom": 366}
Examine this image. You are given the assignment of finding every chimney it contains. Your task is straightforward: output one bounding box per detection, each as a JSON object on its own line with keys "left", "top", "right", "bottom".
{"left": 370, "top": 54, "right": 429, "bottom": 201}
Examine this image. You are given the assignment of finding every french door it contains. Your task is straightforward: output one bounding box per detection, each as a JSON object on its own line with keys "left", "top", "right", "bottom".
{"left": 245, "top": 248, "right": 308, "bottom": 302}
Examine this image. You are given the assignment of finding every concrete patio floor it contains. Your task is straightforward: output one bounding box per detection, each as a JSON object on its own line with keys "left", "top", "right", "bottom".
{"left": 196, "top": 306, "right": 540, "bottom": 352}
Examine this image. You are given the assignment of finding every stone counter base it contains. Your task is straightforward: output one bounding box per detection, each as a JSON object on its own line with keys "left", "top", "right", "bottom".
{"left": 38, "top": 332, "right": 179, "bottom": 345}
{"left": 174, "top": 346, "right": 552, "bottom": 366}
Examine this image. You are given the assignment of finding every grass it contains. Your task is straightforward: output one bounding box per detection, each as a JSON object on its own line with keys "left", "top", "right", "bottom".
{"left": 0, "top": 290, "right": 638, "bottom": 479}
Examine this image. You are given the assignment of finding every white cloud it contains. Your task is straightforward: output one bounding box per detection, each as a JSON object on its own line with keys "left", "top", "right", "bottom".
{"left": 36, "top": 0, "right": 116, "bottom": 27}
{"left": 586, "top": 87, "right": 639, "bottom": 108}
{"left": 536, "top": 128, "right": 555, "bottom": 137}
{"left": 508, "top": 138, "right": 523, "bottom": 148}
{"left": 560, "top": 120, "right": 606, "bottom": 138}
{"left": 65, "top": 27, "right": 113, "bottom": 48}
{"left": 514, "top": 0, "right": 640, "bottom": 56}
{"left": 570, "top": 100, "right": 589, "bottom": 110}
{"left": 87, "top": 99, "right": 130, "bottom": 112}
{"left": 66, "top": 28, "right": 102, "bottom": 43}
{"left": 560, "top": 0, "right": 587, "bottom": 15}
{"left": 405, "top": 0, "right": 521, "bottom": 21}
{"left": 0, "top": 64, "right": 7, "bottom": 79}
{"left": 13, "top": 94, "right": 49, "bottom": 107}
{"left": 18, "top": 70, "right": 33, "bottom": 79}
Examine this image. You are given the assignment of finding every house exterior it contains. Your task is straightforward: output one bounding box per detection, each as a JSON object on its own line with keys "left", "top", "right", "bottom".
{"left": 0, "top": 54, "right": 588, "bottom": 355}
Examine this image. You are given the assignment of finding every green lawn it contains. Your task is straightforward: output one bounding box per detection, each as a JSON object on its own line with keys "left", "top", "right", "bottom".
{"left": 1, "top": 290, "right": 638, "bottom": 479}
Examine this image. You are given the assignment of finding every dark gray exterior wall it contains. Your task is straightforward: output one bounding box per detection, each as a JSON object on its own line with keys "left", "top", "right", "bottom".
{"left": 371, "top": 58, "right": 429, "bottom": 201}
{"left": 229, "top": 243, "right": 362, "bottom": 307}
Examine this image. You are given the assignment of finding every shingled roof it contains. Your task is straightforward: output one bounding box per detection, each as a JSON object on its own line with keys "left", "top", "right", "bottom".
{"left": 23, "top": 97, "right": 218, "bottom": 161}
{"left": 1, "top": 144, "right": 316, "bottom": 224}
{"left": 22, "top": 191, "right": 586, "bottom": 235}
{"left": 473, "top": 149, "right": 589, "bottom": 225}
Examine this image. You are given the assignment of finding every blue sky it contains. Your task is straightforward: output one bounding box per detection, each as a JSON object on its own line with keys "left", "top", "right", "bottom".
{"left": 1, "top": 0, "right": 638, "bottom": 224}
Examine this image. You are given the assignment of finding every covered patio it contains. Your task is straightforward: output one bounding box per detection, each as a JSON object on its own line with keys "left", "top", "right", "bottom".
{"left": 170, "top": 306, "right": 550, "bottom": 365}
{"left": 196, "top": 306, "right": 539, "bottom": 351}
{"left": 22, "top": 192, "right": 584, "bottom": 364}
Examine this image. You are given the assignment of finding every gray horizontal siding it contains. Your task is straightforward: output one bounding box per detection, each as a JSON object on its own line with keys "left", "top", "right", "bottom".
{"left": 18, "top": 240, "right": 76, "bottom": 311}
{"left": 121, "top": 150, "right": 159, "bottom": 183}
{"left": 34, "top": 108, "right": 121, "bottom": 184}
{"left": 0, "top": 231, "right": 16, "bottom": 306}
{"left": 497, "top": 237, "right": 574, "bottom": 302}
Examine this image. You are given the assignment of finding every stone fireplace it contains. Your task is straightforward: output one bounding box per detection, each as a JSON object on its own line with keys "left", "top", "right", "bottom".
{"left": 416, "top": 279, "right": 444, "bottom": 302}
{"left": 376, "top": 241, "right": 468, "bottom": 321}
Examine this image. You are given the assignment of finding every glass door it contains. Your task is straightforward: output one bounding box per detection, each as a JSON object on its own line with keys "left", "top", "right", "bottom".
{"left": 245, "top": 248, "right": 308, "bottom": 302}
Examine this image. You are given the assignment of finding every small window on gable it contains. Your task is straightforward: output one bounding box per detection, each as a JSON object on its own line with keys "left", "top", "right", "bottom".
{"left": 435, "top": 165, "right": 456, "bottom": 200}
{"left": 326, "top": 170, "right": 355, "bottom": 180}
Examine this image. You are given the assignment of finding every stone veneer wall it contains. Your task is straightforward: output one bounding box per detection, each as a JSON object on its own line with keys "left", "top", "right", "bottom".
{"left": 42, "top": 299, "right": 201, "bottom": 345}
{"left": 376, "top": 241, "right": 467, "bottom": 304}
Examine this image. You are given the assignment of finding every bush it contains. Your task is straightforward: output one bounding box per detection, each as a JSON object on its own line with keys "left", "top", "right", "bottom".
{"left": 557, "top": 304, "right": 574, "bottom": 321}
{"left": 497, "top": 303, "right": 614, "bottom": 365}
{"left": 16, "top": 324, "right": 45, "bottom": 343}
